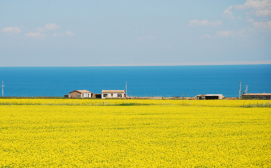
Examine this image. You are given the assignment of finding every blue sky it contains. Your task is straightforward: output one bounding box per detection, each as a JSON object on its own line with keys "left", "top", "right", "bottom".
{"left": 1, "top": 0, "right": 271, "bottom": 66}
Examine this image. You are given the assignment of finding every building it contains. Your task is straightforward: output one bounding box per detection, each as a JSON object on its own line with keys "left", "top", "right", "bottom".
{"left": 92, "top": 94, "right": 101, "bottom": 99}
{"left": 242, "top": 93, "right": 271, "bottom": 100}
{"left": 69, "top": 90, "right": 93, "bottom": 98}
{"left": 102, "top": 90, "right": 126, "bottom": 99}
{"left": 196, "top": 94, "right": 223, "bottom": 100}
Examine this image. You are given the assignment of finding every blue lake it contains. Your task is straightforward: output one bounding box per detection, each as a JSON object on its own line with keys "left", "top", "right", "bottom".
{"left": 0, "top": 65, "right": 270, "bottom": 97}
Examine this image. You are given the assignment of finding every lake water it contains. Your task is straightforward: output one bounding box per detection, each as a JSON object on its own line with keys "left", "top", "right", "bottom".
{"left": 0, "top": 65, "right": 270, "bottom": 97}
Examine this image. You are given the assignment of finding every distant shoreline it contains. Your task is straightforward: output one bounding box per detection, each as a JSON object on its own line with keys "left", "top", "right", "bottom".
{"left": 1, "top": 60, "right": 271, "bottom": 67}
{"left": 0, "top": 96, "right": 239, "bottom": 100}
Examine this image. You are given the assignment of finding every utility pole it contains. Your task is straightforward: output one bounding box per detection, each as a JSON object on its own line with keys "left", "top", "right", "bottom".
{"left": 2, "top": 81, "right": 4, "bottom": 97}
{"left": 125, "top": 82, "right": 128, "bottom": 97}
{"left": 194, "top": 89, "right": 195, "bottom": 97}
{"left": 245, "top": 85, "right": 248, "bottom": 94}
{"left": 239, "top": 81, "right": 242, "bottom": 99}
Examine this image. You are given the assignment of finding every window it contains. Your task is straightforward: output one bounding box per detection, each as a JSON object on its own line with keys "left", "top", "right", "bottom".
{"left": 117, "top": 94, "right": 122, "bottom": 97}
{"left": 77, "top": 94, "right": 80, "bottom": 98}
{"left": 111, "top": 94, "right": 113, "bottom": 97}
{"left": 82, "top": 94, "right": 84, "bottom": 98}
{"left": 103, "top": 94, "right": 108, "bottom": 97}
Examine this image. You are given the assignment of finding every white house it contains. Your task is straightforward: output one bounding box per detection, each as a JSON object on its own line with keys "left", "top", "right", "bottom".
{"left": 102, "top": 90, "right": 126, "bottom": 99}
{"left": 69, "top": 90, "right": 92, "bottom": 98}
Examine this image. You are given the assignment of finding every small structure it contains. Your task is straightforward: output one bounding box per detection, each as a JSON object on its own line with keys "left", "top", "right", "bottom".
{"left": 69, "top": 90, "right": 92, "bottom": 98}
{"left": 196, "top": 95, "right": 206, "bottom": 100}
{"left": 92, "top": 94, "right": 101, "bottom": 99}
{"left": 242, "top": 93, "right": 271, "bottom": 100}
{"left": 102, "top": 90, "right": 126, "bottom": 99}
{"left": 196, "top": 94, "right": 223, "bottom": 100}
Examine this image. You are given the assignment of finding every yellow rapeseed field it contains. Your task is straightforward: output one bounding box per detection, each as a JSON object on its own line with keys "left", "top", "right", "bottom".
{"left": 0, "top": 98, "right": 270, "bottom": 107}
{"left": 0, "top": 99, "right": 270, "bottom": 167}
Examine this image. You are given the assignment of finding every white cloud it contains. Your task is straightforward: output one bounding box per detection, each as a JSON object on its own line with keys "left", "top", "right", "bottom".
{"left": 52, "top": 31, "right": 74, "bottom": 37}
{"left": 2, "top": 27, "right": 21, "bottom": 33}
{"left": 225, "top": 0, "right": 271, "bottom": 18}
{"left": 38, "top": 23, "right": 60, "bottom": 32}
{"left": 235, "top": 0, "right": 271, "bottom": 10}
{"left": 25, "top": 32, "right": 46, "bottom": 38}
{"left": 253, "top": 21, "right": 271, "bottom": 29}
{"left": 224, "top": 6, "right": 234, "bottom": 19}
{"left": 189, "top": 20, "right": 200, "bottom": 26}
{"left": 255, "top": 9, "right": 271, "bottom": 16}
{"left": 45, "top": 23, "right": 60, "bottom": 30}
{"left": 200, "top": 34, "right": 213, "bottom": 39}
{"left": 248, "top": 19, "right": 254, "bottom": 22}
{"left": 65, "top": 31, "right": 74, "bottom": 36}
{"left": 216, "top": 30, "right": 231, "bottom": 37}
{"left": 189, "top": 20, "right": 222, "bottom": 27}
{"left": 137, "top": 35, "right": 154, "bottom": 41}
{"left": 201, "top": 30, "right": 245, "bottom": 38}
{"left": 210, "top": 20, "right": 223, "bottom": 26}
{"left": 198, "top": 20, "right": 209, "bottom": 26}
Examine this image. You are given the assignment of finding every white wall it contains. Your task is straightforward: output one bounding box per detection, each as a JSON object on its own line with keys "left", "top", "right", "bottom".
{"left": 81, "top": 93, "right": 92, "bottom": 98}
{"left": 102, "top": 93, "right": 124, "bottom": 99}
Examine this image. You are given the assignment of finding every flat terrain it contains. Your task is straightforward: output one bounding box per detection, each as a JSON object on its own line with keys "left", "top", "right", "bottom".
{"left": 0, "top": 99, "right": 270, "bottom": 167}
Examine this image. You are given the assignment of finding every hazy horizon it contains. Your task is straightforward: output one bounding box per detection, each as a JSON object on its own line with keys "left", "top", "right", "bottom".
{"left": 0, "top": 60, "right": 271, "bottom": 67}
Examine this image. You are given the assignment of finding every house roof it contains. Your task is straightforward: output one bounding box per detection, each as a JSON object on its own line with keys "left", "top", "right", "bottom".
{"left": 196, "top": 94, "right": 222, "bottom": 97}
{"left": 102, "top": 90, "right": 125, "bottom": 93}
{"left": 205, "top": 94, "right": 223, "bottom": 96}
{"left": 69, "top": 90, "right": 92, "bottom": 94}
{"left": 242, "top": 93, "right": 271, "bottom": 96}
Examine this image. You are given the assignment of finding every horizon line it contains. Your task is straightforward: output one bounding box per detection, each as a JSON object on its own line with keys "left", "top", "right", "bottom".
{"left": 1, "top": 60, "right": 271, "bottom": 67}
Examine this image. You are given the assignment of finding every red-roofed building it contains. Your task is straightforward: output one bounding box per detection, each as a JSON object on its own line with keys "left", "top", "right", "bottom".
{"left": 69, "top": 90, "right": 93, "bottom": 98}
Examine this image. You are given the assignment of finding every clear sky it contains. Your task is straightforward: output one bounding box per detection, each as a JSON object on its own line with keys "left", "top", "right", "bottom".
{"left": 1, "top": 0, "right": 271, "bottom": 66}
